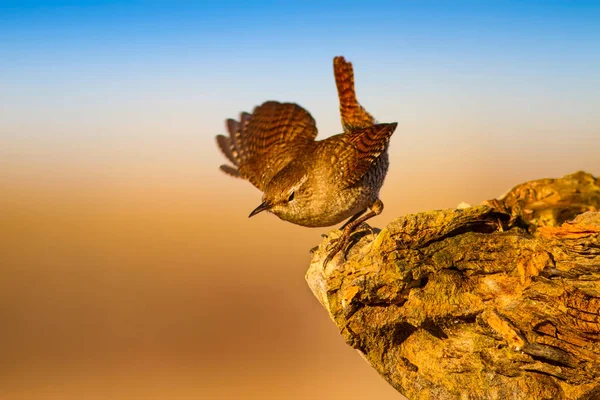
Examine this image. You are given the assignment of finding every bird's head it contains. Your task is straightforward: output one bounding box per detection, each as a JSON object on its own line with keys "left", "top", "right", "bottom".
{"left": 249, "top": 166, "right": 312, "bottom": 222}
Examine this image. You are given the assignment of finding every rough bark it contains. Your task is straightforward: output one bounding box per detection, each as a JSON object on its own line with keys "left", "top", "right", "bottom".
{"left": 306, "top": 171, "right": 600, "bottom": 400}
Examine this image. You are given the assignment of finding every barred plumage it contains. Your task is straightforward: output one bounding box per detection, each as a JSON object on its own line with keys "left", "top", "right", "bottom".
{"left": 333, "top": 56, "right": 375, "bottom": 131}
{"left": 215, "top": 56, "right": 398, "bottom": 265}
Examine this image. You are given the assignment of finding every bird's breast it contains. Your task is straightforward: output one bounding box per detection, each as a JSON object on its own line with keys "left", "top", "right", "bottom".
{"left": 273, "top": 151, "right": 389, "bottom": 227}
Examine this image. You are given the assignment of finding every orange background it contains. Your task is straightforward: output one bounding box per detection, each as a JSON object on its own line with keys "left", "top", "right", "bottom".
{"left": 2, "top": 96, "right": 598, "bottom": 399}
{"left": 2, "top": 3, "right": 600, "bottom": 399}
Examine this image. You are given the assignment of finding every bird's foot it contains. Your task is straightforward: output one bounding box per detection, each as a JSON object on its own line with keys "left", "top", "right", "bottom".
{"left": 323, "top": 241, "right": 344, "bottom": 267}
{"left": 323, "top": 231, "right": 354, "bottom": 267}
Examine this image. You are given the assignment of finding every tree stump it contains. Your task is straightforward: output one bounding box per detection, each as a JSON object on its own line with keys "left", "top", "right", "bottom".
{"left": 306, "top": 171, "right": 600, "bottom": 400}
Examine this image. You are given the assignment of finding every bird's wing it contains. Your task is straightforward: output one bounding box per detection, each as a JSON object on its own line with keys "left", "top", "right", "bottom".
{"left": 333, "top": 56, "right": 376, "bottom": 132}
{"left": 320, "top": 122, "right": 397, "bottom": 188}
{"left": 216, "top": 101, "right": 318, "bottom": 190}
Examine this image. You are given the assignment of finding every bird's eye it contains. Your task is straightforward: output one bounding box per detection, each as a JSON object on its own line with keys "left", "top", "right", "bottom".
{"left": 288, "top": 191, "right": 295, "bottom": 202}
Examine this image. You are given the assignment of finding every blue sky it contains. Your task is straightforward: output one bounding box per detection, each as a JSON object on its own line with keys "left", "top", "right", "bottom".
{"left": 3, "top": 1, "right": 599, "bottom": 69}
{"left": 1, "top": 0, "right": 599, "bottom": 172}
{"left": 3, "top": 1, "right": 599, "bottom": 95}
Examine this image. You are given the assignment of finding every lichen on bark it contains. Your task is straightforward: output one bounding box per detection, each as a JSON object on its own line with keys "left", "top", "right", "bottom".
{"left": 306, "top": 171, "right": 600, "bottom": 400}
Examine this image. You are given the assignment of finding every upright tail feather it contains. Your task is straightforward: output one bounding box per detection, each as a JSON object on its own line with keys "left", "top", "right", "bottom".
{"left": 333, "top": 56, "right": 375, "bottom": 131}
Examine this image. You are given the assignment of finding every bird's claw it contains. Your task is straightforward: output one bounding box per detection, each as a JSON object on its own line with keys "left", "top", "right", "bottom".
{"left": 323, "top": 248, "right": 342, "bottom": 267}
{"left": 322, "top": 221, "right": 373, "bottom": 267}
{"left": 323, "top": 235, "right": 350, "bottom": 267}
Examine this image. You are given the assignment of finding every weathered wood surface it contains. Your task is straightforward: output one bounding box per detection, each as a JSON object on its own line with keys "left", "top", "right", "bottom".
{"left": 306, "top": 171, "right": 600, "bottom": 400}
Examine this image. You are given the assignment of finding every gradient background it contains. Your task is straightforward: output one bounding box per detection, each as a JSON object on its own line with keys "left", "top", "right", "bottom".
{"left": 1, "top": 1, "right": 599, "bottom": 399}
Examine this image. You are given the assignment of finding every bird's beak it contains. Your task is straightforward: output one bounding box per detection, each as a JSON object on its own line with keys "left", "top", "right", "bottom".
{"left": 249, "top": 201, "right": 271, "bottom": 218}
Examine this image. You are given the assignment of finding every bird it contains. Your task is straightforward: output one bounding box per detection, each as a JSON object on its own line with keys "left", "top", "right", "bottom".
{"left": 215, "top": 56, "right": 397, "bottom": 265}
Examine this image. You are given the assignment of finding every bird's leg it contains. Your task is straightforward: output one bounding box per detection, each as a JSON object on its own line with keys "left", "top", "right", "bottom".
{"left": 340, "top": 208, "right": 367, "bottom": 230}
{"left": 323, "top": 199, "right": 383, "bottom": 266}
{"left": 312, "top": 209, "right": 367, "bottom": 255}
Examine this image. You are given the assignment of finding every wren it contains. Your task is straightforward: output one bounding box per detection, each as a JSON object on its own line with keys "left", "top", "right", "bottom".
{"left": 216, "top": 56, "right": 397, "bottom": 265}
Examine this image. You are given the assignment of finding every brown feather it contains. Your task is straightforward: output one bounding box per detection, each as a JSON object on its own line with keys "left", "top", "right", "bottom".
{"left": 218, "top": 101, "right": 318, "bottom": 190}
{"left": 342, "top": 122, "right": 397, "bottom": 187}
{"left": 216, "top": 134, "right": 238, "bottom": 166}
{"left": 217, "top": 57, "right": 395, "bottom": 192}
{"left": 219, "top": 164, "right": 241, "bottom": 178}
{"left": 226, "top": 118, "right": 242, "bottom": 163}
{"left": 333, "top": 56, "right": 375, "bottom": 132}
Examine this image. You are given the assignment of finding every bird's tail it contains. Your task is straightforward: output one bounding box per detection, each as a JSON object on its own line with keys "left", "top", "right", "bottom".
{"left": 333, "top": 56, "right": 375, "bottom": 131}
